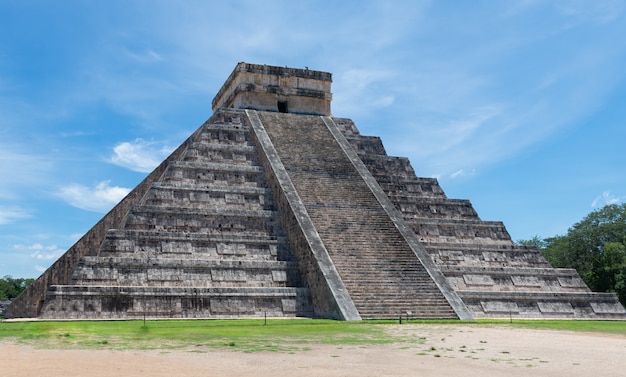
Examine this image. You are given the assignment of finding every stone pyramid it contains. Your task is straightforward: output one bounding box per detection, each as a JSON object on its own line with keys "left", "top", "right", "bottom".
{"left": 7, "top": 63, "right": 624, "bottom": 320}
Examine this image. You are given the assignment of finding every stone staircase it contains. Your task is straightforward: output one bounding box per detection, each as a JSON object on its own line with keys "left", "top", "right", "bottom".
{"left": 339, "top": 117, "right": 625, "bottom": 318}
{"left": 39, "top": 110, "right": 313, "bottom": 319}
{"left": 257, "top": 112, "right": 459, "bottom": 319}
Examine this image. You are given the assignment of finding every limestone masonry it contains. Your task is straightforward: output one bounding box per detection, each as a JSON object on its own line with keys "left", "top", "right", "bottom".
{"left": 0, "top": 299, "right": 10, "bottom": 318}
{"left": 7, "top": 62, "right": 625, "bottom": 320}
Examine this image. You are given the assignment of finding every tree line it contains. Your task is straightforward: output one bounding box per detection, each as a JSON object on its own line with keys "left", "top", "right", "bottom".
{"left": 519, "top": 203, "right": 626, "bottom": 305}
{"left": 0, "top": 275, "right": 34, "bottom": 300}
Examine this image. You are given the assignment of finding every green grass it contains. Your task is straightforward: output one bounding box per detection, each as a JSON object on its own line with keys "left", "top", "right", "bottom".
{"left": 497, "top": 319, "right": 626, "bottom": 334}
{"left": 1, "top": 318, "right": 624, "bottom": 352}
{"left": 0, "top": 319, "right": 400, "bottom": 352}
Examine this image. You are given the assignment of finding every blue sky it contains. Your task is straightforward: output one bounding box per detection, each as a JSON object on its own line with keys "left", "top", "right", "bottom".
{"left": 1, "top": 1, "right": 625, "bottom": 278}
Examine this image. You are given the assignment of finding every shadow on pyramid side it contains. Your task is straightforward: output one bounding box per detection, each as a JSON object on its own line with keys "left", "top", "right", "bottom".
{"left": 7, "top": 63, "right": 625, "bottom": 320}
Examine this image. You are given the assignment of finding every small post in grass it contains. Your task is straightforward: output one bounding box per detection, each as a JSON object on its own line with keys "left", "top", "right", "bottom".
{"left": 264, "top": 311, "right": 267, "bottom": 326}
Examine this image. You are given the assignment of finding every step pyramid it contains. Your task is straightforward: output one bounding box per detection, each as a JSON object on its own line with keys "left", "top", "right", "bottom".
{"left": 7, "top": 63, "right": 624, "bottom": 320}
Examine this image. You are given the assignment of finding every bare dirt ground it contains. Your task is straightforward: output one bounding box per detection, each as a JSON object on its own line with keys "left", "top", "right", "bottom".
{"left": 2, "top": 325, "right": 625, "bottom": 377}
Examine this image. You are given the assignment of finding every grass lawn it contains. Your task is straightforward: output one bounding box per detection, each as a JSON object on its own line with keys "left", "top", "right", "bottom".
{"left": 1, "top": 318, "right": 624, "bottom": 352}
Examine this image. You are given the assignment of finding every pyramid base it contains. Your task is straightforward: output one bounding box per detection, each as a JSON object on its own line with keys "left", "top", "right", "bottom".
{"left": 40, "top": 285, "right": 313, "bottom": 319}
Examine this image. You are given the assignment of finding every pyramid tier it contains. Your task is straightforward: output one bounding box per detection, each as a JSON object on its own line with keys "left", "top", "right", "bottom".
{"left": 40, "top": 285, "right": 312, "bottom": 319}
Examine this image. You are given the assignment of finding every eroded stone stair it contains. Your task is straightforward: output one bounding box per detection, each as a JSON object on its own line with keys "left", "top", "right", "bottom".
{"left": 257, "top": 112, "right": 460, "bottom": 319}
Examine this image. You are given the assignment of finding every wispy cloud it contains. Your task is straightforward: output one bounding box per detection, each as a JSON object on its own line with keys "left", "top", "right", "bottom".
{"left": 591, "top": 191, "right": 623, "bottom": 208}
{"left": 34, "top": 265, "right": 47, "bottom": 273}
{"left": 449, "top": 169, "right": 476, "bottom": 179}
{"left": 109, "top": 139, "right": 173, "bottom": 173}
{"left": 57, "top": 180, "right": 130, "bottom": 213}
{"left": 388, "top": 104, "right": 504, "bottom": 177}
{"left": 333, "top": 68, "right": 396, "bottom": 116}
{"left": 14, "top": 243, "right": 65, "bottom": 261}
{"left": 0, "top": 206, "right": 30, "bottom": 225}
{"left": 0, "top": 146, "right": 54, "bottom": 199}
{"left": 369, "top": 1, "right": 626, "bottom": 181}
{"left": 555, "top": 0, "right": 626, "bottom": 24}
{"left": 125, "top": 48, "right": 164, "bottom": 63}
{"left": 68, "top": 233, "right": 84, "bottom": 243}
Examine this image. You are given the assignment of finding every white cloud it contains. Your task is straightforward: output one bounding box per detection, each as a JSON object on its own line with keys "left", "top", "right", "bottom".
{"left": 556, "top": 0, "right": 626, "bottom": 24}
{"left": 14, "top": 243, "right": 65, "bottom": 261}
{"left": 389, "top": 104, "right": 504, "bottom": 178}
{"left": 373, "top": 95, "right": 395, "bottom": 108}
{"left": 109, "top": 139, "right": 173, "bottom": 173}
{"left": 0, "top": 146, "right": 54, "bottom": 200}
{"left": 0, "top": 206, "right": 30, "bottom": 225}
{"left": 57, "top": 180, "right": 130, "bottom": 213}
{"left": 333, "top": 68, "right": 395, "bottom": 115}
{"left": 591, "top": 191, "right": 622, "bottom": 208}
{"left": 68, "top": 233, "right": 84, "bottom": 243}
{"left": 125, "top": 48, "right": 164, "bottom": 63}
{"left": 449, "top": 169, "right": 477, "bottom": 180}
{"left": 34, "top": 265, "right": 47, "bottom": 273}
{"left": 450, "top": 170, "right": 465, "bottom": 179}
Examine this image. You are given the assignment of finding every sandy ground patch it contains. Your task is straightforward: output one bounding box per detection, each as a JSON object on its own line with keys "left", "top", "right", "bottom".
{"left": 2, "top": 325, "right": 625, "bottom": 377}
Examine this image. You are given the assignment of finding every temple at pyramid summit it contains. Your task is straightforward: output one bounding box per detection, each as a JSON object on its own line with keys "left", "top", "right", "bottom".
{"left": 7, "top": 63, "right": 625, "bottom": 320}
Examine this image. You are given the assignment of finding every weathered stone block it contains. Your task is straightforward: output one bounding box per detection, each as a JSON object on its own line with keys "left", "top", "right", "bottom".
{"left": 538, "top": 302, "right": 574, "bottom": 314}
{"left": 511, "top": 276, "right": 541, "bottom": 287}
{"left": 464, "top": 274, "right": 494, "bottom": 286}
{"left": 482, "top": 301, "right": 519, "bottom": 313}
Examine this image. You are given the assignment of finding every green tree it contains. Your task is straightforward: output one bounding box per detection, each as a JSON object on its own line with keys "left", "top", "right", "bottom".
{"left": 516, "top": 235, "right": 547, "bottom": 249}
{"left": 0, "top": 275, "right": 34, "bottom": 299}
{"left": 593, "top": 242, "right": 626, "bottom": 295}
{"left": 519, "top": 203, "right": 626, "bottom": 305}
